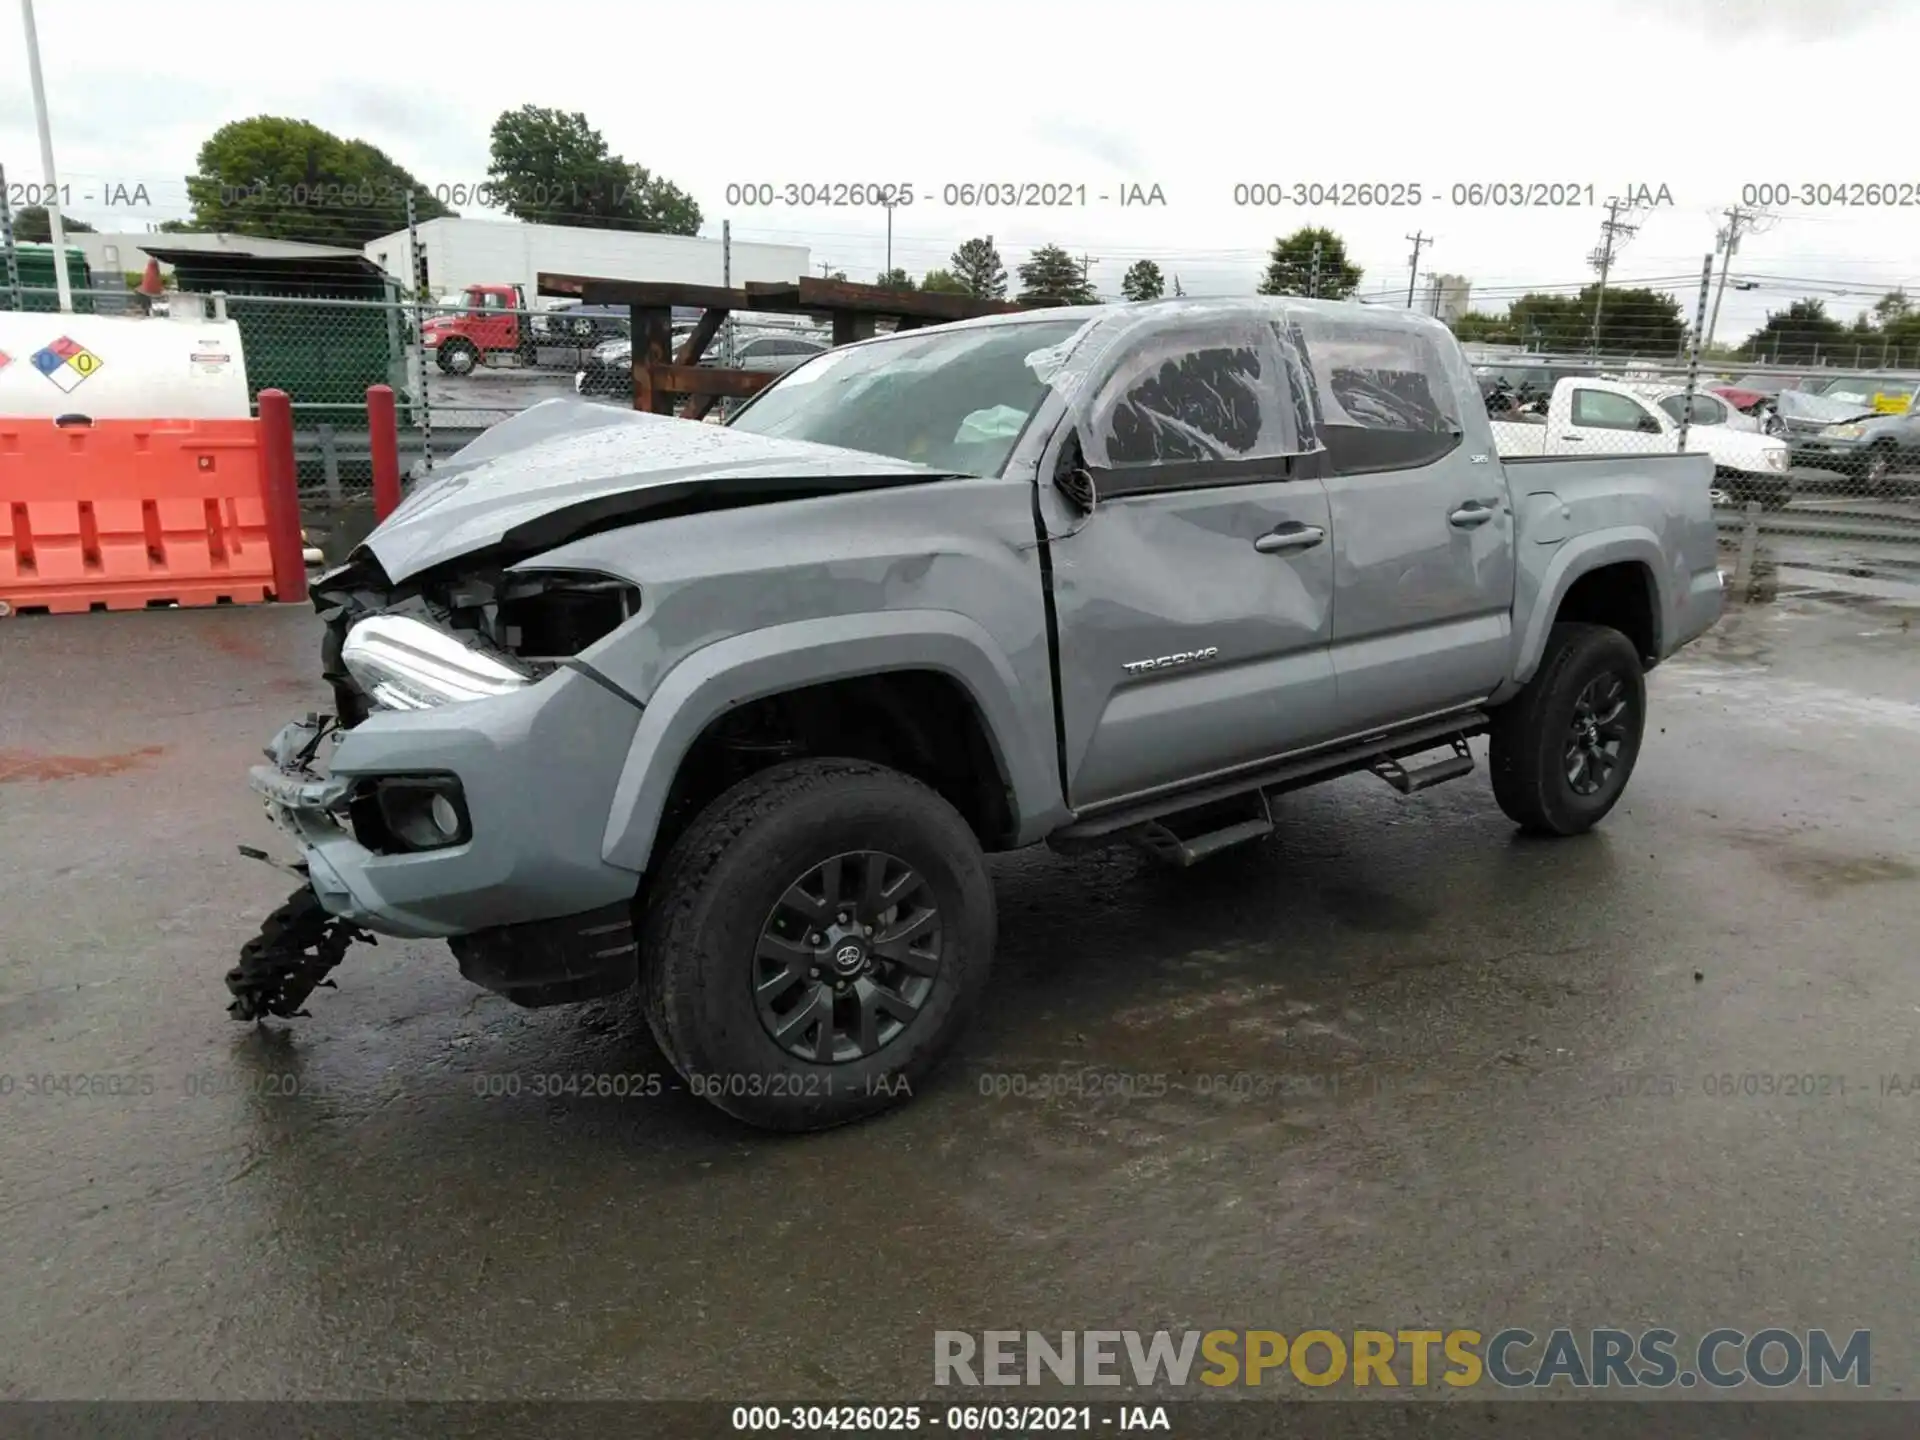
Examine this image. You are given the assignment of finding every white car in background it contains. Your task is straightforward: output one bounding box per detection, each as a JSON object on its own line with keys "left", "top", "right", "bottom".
{"left": 1491, "top": 375, "right": 1793, "bottom": 509}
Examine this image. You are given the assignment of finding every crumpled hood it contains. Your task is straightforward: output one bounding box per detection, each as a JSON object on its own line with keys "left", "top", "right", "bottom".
{"left": 360, "top": 398, "right": 957, "bottom": 581}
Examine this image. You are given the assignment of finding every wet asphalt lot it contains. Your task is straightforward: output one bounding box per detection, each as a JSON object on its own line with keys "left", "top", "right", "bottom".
{"left": 3, "top": 578, "right": 1920, "bottom": 1401}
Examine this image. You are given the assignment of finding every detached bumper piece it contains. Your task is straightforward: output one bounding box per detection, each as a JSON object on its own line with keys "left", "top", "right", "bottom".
{"left": 226, "top": 884, "right": 377, "bottom": 1021}
{"left": 448, "top": 901, "right": 639, "bottom": 1009}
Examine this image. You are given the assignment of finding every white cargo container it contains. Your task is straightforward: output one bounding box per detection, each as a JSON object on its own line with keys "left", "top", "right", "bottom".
{"left": 0, "top": 297, "right": 250, "bottom": 420}
{"left": 364, "top": 218, "right": 810, "bottom": 308}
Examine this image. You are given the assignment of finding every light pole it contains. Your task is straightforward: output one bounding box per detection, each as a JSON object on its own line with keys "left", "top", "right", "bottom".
{"left": 19, "top": 0, "right": 73, "bottom": 312}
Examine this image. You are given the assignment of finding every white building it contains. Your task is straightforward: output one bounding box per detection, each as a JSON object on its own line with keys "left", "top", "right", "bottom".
{"left": 363, "top": 217, "right": 810, "bottom": 306}
{"left": 1423, "top": 273, "right": 1473, "bottom": 324}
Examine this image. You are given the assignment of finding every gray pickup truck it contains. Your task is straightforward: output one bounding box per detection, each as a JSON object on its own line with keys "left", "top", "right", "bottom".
{"left": 234, "top": 298, "right": 1723, "bottom": 1130}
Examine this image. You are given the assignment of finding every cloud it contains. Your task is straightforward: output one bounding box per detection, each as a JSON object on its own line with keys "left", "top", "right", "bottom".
{"left": 1029, "top": 117, "right": 1145, "bottom": 175}
{"left": 1604, "top": 0, "right": 1913, "bottom": 39}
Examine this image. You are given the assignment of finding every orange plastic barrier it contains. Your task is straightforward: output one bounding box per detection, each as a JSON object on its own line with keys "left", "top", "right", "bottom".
{"left": 0, "top": 418, "right": 278, "bottom": 614}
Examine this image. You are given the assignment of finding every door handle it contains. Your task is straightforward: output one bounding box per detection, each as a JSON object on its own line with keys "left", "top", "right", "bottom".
{"left": 1559, "top": 433, "right": 1585, "bottom": 441}
{"left": 1253, "top": 522, "right": 1326, "bottom": 554}
{"left": 1448, "top": 500, "right": 1498, "bottom": 528}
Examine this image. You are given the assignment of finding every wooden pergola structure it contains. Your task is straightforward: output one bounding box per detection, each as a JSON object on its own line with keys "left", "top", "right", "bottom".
{"left": 539, "top": 273, "right": 1043, "bottom": 420}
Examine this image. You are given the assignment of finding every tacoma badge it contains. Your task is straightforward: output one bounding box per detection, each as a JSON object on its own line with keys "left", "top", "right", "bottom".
{"left": 1123, "top": 646, "right": 1220, "bottom": 675}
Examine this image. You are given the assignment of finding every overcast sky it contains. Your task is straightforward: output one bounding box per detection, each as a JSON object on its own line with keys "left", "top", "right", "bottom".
{"left": 5, "top": 0, "right": 1919, "bottom": 342}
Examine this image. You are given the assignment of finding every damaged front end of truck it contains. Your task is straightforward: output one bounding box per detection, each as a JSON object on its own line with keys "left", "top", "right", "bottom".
{"left": 228, "top": 396, "right": 965, "bottom": 1024}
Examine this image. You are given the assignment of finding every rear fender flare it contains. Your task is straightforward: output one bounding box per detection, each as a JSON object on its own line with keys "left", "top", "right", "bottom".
{"left": 1512, "top": 529, "right": 1669, "bottom": 688}
{"left": 600, "top": 610, "right": 1056, "bottom": 874}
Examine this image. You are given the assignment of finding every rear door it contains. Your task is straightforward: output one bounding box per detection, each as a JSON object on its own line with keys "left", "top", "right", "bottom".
{"left": 1292, "top": 313, "right": 1517, "bottom": 735}
{"left": 1047, "top": 321, "right": 1339, "bottom": 808}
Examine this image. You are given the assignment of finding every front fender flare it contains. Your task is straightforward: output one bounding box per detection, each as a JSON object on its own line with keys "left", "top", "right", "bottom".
{"left": 600, "top": 610, "right": 1058, "bottom": 874}
{"left": 1510, "top": 528, "right": 1670, "bottom": 689}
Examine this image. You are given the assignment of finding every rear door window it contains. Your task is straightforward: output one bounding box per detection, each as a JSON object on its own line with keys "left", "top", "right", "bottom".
{"left": 1292, "top": 318, "right": 1463, "bottom": 475}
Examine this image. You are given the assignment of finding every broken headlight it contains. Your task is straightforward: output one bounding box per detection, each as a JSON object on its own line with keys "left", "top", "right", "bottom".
{"left": 339, "top": 614, "right": 532, "bottom": 712}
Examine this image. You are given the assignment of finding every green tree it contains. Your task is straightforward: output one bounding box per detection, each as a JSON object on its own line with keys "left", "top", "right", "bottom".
{"left": 1017, "top": 244, "right": 1095, "bottom": 305}
{"left": 12, "top": 207, "right": 96, "bottom": 243}
{"left": 487, "top": 105, "right": 701, "bottom": 234}
{"left": 920, "top": 267, "right": 969, "bottom": 294}
{"left": 1449, "top": 311, "right": 1519, "bottom": 345}
{"left": 1738, "top": 298, "right": 1851, "bottom": 364}
{"left": 1872, "top": 290, "right": 1912, "bottom": 325}
{"left": 1502, "top": 285, "right": 1685, "bottom": 355}
{"left": 183, "top": 116, "right": 453, "bottom": 245}
{"left": 876, "top": 267, "right": 916, "bottom": 291}
{"left": 1120, "top": 258, "right": 1164, "bottom": 302}
{"left": 950, "top": 236, "right": 1007, "bottom": 299}
{"left": 1257, "top": 228, "right": 1362, "bottom": 299}
{"left": 155, "top": 219, "right": 196, "bottom": 233}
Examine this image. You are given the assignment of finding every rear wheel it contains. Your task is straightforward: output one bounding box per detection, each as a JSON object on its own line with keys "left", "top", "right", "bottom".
{"left": 1489, "top": 623, "right": 1646, "bottom": 836}
{"left": 639, "top": 759, "right": 995, "bottom": 1131}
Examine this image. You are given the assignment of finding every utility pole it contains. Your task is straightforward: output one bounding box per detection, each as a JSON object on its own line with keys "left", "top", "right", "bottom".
{"left": 1588, "top": 198, "right": 1640, "bottom": 355}
{"left": 1078, "top": 253, "right": 1098, "bottom": 299}
{"left": 20, "top": 0, "right": 73, "bottom": 312}
{"left": 1404, "top": 233, "right": 1431, "bottom": 308}
{"left": 1405, "top": 232, "right": 1431, "bottom": 308}
{"left": 1706, "top": 205, "right": 1772, "bottom": 353}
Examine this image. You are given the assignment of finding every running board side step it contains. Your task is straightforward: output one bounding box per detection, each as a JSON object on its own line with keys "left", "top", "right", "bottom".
{"left": 1051, "top": 710, "right": 1491, "bottom": 860}
{"left": 1130, "top": 791, "right": 1275, "bottom": 867}
{"left": 1368, "top": 736, "right": 1474, "bottom": 794}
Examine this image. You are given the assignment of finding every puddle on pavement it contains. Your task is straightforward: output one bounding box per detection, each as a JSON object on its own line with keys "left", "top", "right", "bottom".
{"left": 1716, "top": 828, "right": 1918, "bottom": 896}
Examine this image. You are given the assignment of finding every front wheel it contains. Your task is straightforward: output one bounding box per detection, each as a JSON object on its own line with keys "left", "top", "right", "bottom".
{"left": 436, "top": 339, "right": 478, "bottom": 375}
{"left": 1863, "top": 444, "right": 1898, "bottom": 497}
{"left": 1489, "top": 623, "right": 1646, "bottom": 836}
{"left": 639, "top": 759, "right": 995, "bottom": 1131}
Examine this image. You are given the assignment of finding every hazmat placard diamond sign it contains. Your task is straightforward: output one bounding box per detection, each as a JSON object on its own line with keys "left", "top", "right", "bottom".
{"left": 31, "top": 336, "right": 104, "bottom": 393}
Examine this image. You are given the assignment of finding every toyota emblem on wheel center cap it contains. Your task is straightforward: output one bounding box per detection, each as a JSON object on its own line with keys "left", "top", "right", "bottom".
{"left": 832, "top": 942, "right": 866, "bottom": 974}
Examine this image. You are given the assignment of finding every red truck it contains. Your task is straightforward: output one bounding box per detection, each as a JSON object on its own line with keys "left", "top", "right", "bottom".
{"left": 422, "top": 284, "right": 634, "bottom": 375}
{"left": 421, "top": 284, "right": 538, "bottom": 374}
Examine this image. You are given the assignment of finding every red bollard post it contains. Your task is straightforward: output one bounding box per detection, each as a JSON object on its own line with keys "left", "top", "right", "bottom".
{"left": 367, "top": 384, "right": 402, "bottom": 521}
{"left": 256, "top": 388, "right": 309, "bottom": 605}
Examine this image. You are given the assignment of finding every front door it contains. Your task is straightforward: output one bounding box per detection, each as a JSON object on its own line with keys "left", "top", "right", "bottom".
{"left": 1290, "top": 313, "right": 1516, "bottom": 735}
{"left": 1045, "top": 330, "right": 1339, "bottom": 810}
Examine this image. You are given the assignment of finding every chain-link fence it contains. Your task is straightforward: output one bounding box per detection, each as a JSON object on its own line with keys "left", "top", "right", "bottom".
{"left": 5, "top": 234, "right": 1919, "bottom": 588}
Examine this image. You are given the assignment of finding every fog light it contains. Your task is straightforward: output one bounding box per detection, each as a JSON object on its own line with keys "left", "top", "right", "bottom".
{"left": 351, "top": 776, "right": 471, "bottom": 854}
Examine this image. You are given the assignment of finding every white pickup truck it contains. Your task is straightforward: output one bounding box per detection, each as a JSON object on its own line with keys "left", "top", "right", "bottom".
{"left": 1491, "top": 376, "right": 1793, "bottom": 509}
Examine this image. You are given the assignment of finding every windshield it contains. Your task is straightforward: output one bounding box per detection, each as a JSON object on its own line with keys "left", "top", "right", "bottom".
{"left": 1776, "top": 389, "right": 1879, "bottom": 423}
{"left": 727, "top": 319, "right": 1090, "bottom": 475}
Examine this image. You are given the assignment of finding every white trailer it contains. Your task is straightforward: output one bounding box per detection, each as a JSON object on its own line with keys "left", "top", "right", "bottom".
{"left": 364, "top": 218, "right": 810, "bottom": 309}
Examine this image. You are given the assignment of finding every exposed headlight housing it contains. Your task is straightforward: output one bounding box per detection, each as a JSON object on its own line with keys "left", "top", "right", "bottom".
{"left": 1765, "top": 447, "right": 1789, "bottom": 471}
{"left": 1825, "top": 423, "right": 1867, "bottom": 439}
{"left": 340, "top": 614, "right": 531, "bottom": 712}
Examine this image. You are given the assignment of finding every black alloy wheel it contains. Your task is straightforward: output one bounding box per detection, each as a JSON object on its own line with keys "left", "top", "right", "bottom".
{"left": 1564, "top": 673, "right": 1630, "bottom": 797}
{"left": 754, "top": 850, "right": 940, "bottom": 1063}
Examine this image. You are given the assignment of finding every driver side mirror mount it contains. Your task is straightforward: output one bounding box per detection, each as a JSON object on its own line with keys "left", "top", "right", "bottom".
{"left": 1053, "top": 431, "right": 1097, "bottom": 513}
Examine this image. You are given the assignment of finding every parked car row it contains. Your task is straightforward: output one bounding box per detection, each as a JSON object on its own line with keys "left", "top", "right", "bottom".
{"left": 575, "top": 326, "right": 830, "bottom": 398}
{"left": 1488, "top": 375, "right": 1794, "bottom": 508}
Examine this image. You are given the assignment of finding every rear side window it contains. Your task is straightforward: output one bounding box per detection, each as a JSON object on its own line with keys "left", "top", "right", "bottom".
{"left": 1293, "top": 318, "right": 1462, "bottom": 475}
